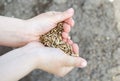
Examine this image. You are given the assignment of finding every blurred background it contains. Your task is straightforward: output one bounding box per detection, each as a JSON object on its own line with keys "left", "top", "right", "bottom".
{"left": 0, "top": 0, "right": 119, "bottom": 81}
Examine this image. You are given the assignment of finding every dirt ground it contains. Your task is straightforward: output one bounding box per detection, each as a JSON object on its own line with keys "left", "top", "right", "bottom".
{"left": 0, "top": 0, "right": 120, "bottom": 81}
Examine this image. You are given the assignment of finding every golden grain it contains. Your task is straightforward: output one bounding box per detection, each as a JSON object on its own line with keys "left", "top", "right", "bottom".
{"left": 39, "top": 23, "right": 79, "bottom": 57}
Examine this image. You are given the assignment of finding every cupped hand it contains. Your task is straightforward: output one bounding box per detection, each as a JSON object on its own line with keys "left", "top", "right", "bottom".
{"left": 21, "top": 42, "right": 87, "bottom": 77}
{"left": 0, "top": 8, "right": 79, "bottom": 54}
{"left": 26, "top": 8, "right": 78, "bottom": 54}
{"left": 0, "top": 8, "right": 87, "bottom": 81}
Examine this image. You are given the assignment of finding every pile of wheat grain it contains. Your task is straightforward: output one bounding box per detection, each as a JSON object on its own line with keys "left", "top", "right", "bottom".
{"left": 39, "top": 23, "right": 78, "bottom": 57}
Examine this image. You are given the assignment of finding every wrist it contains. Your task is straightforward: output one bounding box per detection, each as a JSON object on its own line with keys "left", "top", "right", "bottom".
{"left": 18, "top": 47, "right": 41, "bottom": 70}
{"left": 22, "top": 20, "right": 40, "bottom": 43}
{"left": 0, "top": 18, "right": 38, "bottom": 47}
{"left": 31, "top": 51, "right": 42, "bottom": 69}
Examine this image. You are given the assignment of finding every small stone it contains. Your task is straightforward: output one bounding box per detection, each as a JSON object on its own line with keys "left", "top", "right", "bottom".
{"left": 53, "top": 0, "right": 67, "bottom": 4}
{"left": 112, "top": 75, "right": 120, "bottom": 81}
{"left": 73, "top": 5, "right": 78, "bottom": 9}
{"left": 117, "top": 37, "right": 120, "bottom": 42}
{"left": 7, "top": 0, "right": 12, "bottom": 3}
{"left": 39, "top": 0, "right": 50, "bottom": 4}
{"left": 108, "top": 65, "right": 120, "bottom": 75}
{"left": 4, "top": 2, "right": 7, "bottom": 6}
{"left": 109, "top": 0, "right": 114, "bottom": 2}
{"left": 11, "top": 16, "right": 15, "bottom": 18}
{"left": 117, "top": 22, "right": 120, "bottom": 32}
{"left": 106, "top": 36, "right": 110, "bottom": 40}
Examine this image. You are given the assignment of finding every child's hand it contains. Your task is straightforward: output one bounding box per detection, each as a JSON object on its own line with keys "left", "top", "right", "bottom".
{"left": 0, "top": 8, "right": 87, "bottom": 81}
{"left": 27, "top": 42, "right": 87, "bottom": 76}
{"left": 25, "top": 8, "right": 78, "bottom": 54}
{"left": 21, "top": 42, "right": 87, "bottom": 77}
{"left": 0, "top": 42, "right": 87, "bottom": 81}
{"left": 0, "top": 8, "right": 79, "bottom": 54}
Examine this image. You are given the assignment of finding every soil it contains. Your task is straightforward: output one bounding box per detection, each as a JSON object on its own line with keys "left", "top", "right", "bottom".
{"left": 0, "top": 0, "right": 119, "bottom": 81}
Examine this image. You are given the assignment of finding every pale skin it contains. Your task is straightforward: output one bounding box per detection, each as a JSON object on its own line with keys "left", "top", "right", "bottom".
{"left": 0, "top": 8, "right": 87, "bottom": 81}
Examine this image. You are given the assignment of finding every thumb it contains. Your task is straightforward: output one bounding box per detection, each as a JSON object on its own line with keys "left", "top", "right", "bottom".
{"left": 64, "top": 55, "right": 87, "bottom": 68}
{"left": 53, "top": 8, "right": 74, "bottom": 23}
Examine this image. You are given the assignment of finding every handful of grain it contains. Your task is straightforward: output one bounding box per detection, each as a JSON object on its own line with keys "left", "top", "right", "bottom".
{"left": 39, "top": 23, "right": 79, "bottom": 57}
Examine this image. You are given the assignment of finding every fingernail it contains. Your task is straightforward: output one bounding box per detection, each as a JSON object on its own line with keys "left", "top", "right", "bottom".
{"left": 79, "top": 59, "right": 87, "bottom": 68}
{"left": 81, "top": 60, "right": 87, "bottom": 68}
{"left": 66, "top": 8, "right": 74, "bottom": 13}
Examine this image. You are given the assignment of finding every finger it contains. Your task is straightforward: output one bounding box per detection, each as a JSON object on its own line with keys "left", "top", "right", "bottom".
{"left": 63, "top": 23, "right": 71, "bottom": 33}
{"left": 53, "top": 8, "right": 74, "bottom": 23}
{"left": 72, "top": 43, "right": 79, "bottom": 54}
{"left": 63, "top": 38, "right": 67, "bottom": 42}
{"left": 62, "top": 32, "right": 69, "bottom": 39}
{"left": 64, "top": 56, "right": 87, "bottom": 68}
{"left": 68, "top": 39, "right": 73, "bottom": 45}
{"left": 65, "top": 18, "right": 75, "bottom": 27}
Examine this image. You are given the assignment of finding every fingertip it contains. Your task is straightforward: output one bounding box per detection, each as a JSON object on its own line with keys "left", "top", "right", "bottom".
{"left": 65, "top": 8, "right": 74, "bottom": 14}
{"left": 65, "top": 56, "right": 87, "bottom": 68}
{"left": 78, "top": 58, "right": 87, "bottom": 68}
{"left": 62, "top": 32, "right": 69, "bottom": 39}
{"left": 63, "top": 23, "right": 71, "bottom": 33}
{"left": 72, "top": 43, "right": 79, "bottom": 54}
{"left": 68, "top": 39, "right": 73, "bottom": 45}
{"left": 55, "top": 8, "right": 74, "bottom": 22}
{"left": 63, "top": 8, "right": 74, "bottom": 18}
{"left": 65, "top": 18, "right": 75, "bottom": 27}
{"left": 63, "top": 38, "right": 67, "bottom": 42}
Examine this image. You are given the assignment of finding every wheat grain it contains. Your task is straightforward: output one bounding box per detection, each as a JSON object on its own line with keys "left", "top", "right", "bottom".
{"left": 39, "top": 23, "right": 79, "bottom": 57}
